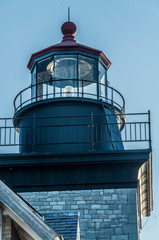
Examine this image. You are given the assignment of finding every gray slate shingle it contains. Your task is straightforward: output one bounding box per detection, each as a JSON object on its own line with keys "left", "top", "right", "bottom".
{"left": 44, "top": 212, "right": 79, "bottom": 240}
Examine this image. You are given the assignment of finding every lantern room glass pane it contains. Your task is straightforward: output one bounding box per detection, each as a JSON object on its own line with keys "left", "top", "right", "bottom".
{"left": 99, "top": 62, "right": 107, "bottom": 101}
{"left": 78, "top": 55, "right": 98, "bottom": 83}
{"left": 54, "top": 55, "right": 77, "bottom": 80}
{"left": 36, "top": 57, "right": 53, "bottom": 100}
{"left": 53, "top": 55, "right": 78, "bottom": 97}
{"left": 31, "top": 65, "right": 36, "bottom": 102}
{"left": 78, "top": 56, "right": 98, "bottom": 99}
{"left": 36, "top": 57, "right": 53, "bottom": 83}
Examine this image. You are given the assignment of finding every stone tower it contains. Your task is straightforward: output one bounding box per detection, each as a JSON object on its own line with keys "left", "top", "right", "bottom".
{"left": 0, "top": 19, "right": 152, "bottom": 240}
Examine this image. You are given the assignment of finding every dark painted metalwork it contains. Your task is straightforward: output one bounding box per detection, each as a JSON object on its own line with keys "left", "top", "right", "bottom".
{"left": 148, "top": 110, "right": 152, "bottom": 149}
{"left": 13, "top": 79, "right": 125, "bottom": 114}
{"left": 0, "top": 149, "right": 151, "bottom": 192}
{"left": 0, "top": 112, "right": 151, "bottom": 154}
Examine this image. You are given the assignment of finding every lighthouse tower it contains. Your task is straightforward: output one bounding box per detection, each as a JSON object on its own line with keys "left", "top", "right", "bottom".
{"left": 0, "top": 19, "right": 152, "bottom": 240}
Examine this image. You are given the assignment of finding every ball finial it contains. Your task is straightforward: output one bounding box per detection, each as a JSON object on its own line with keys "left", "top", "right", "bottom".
{"left": 61, "top": 21, "right": 77, "bottom": 42}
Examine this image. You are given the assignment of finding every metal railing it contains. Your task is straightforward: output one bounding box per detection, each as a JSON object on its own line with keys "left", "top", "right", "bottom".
{"left": 0, "top": 112, "right": 151, "bottom": 153}
{"left": 14, "top": 79, "right": 125, "bottom": 113}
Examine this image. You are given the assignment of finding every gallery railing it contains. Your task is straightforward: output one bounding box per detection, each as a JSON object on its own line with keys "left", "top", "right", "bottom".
{"left": 0, "top": 112, "right": 151, "bottom": 153}
{"left": 14, "top": 79, "right": 125, "bottom": 113}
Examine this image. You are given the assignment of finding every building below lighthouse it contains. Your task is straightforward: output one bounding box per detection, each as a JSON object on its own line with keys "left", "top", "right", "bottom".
{"left": 0, "top": 18, "right": 152, "bottom": 240}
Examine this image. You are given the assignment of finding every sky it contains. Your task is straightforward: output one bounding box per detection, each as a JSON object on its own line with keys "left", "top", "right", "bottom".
{"left": 0, "top": 0, "right": 159, "bottom": 239}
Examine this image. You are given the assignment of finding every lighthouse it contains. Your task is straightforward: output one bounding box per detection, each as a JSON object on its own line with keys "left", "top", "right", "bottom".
{"left": 0, "top": 19, "right": 152, "bottom": 240}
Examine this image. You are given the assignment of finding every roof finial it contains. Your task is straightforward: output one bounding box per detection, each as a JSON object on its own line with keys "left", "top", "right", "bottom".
{"left": 68, "top": 7, "right": 70, "bottom": 22}
{"left": 61, "top": 9, "right": 77, "bottom": 42}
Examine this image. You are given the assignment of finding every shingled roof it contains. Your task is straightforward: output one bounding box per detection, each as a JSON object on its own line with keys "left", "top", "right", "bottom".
{"left": 0, "top": 179, "right": 61, "bottom": 240}
{"left": 44, "top": 212, "right": 80, "bottom": 240}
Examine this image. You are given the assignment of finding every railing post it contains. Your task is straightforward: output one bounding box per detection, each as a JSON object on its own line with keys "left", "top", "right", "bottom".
{"left": 46, "top": 82, "right": 48, "bottom": 99}
{"left": 20, "top": 92, "right": 22, "bottom": 108}
{"left": 148, "top": 110, "right": 152, "bottom": 149}
{"left": 52, "top": 79, "right": 55, "bottom": 98}
{"left": 14, "top": 126, "right": 16, "bottom": 145}
{"left": 82, "top": 80, "right": 84, "bottom": 98}
{"left": 60, "top": 81, "right": 62, "bottom": 97}
{"left": 130, "top": 123, "right": 132, "bottom": 141}
{"left": 4, "top": 119, "right": 7, "bottom": 145}
{"left": 9, "top": 127, "right": 11, "bottom": 145}
{"left": 125, "top": 123, "right": 127, "bottom": 141}
{"left": 77, "top": 79, "right": 79, "bottom": 97}
{"left": 97, "top": 81, "right": 99, "bottom": 100}
{"left": 111, "top": 88, "right": 113, "bottom": 105}
{"left": 31, "top": 85, "right": 32, "bottom": 103}
{"left": 135, "top": 123, "right": 137, "bottom": 141}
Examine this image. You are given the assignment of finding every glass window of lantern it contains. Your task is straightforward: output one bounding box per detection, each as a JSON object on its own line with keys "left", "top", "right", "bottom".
{"left": 54, "top": 55, "right": 77, "bottom": 79}
{"left": 78, "top": 55, "right": 98, "bottom": 99}
{"left": 99, "top": 61, "right": 107, "bottom": 101}
{"left": 53, "top": 55, "right": 78, "bottom": 98}
{"left": 31, "top": 65, "right": 36, "bottom": 102}
{"left": 36, "top": 57, "right": 53, "bottom": 100}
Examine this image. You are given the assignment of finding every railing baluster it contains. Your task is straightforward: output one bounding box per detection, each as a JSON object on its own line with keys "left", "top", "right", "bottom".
{"left": 14, "top": 79, "right": 125, "bottom": 113}
{"left": 18, "top": 127, "right": 20, "bottom": 147}
{"left": 125, "top": 124, "right": 127, "bottom": 141}
{"left": 144, "top": 123, "right": 147, "bottom": 140}
{"left": 53, "top": 81, "right": 55, "bottom": 98}
{"left": 135, "top": 123, "right": 137, "bottom": 141}
{"left": 20, "top": 92, "right": 22, "bottom": 108}
{"left": 130, "top": 123, "right": 132, "bottom": 141}
{"left": 60, "top": 81, "right": 62, "bottom": 97}
{"left": 4, "top": 119, "right": 7, "bottom": 145}
{"left": 97, "top": 82, "right": 99, "bottom": 100}
{"left": 9, "top": 127, "right": 11, "bottom": 145}
{"left": 0, "top": 113, "right": 152, "bottom": 152}
{"left": 46, "top": 82, "right": 48, "bottom": 99}
{"left": 111, "top": 88, "right": 113, "bottom": 105}
{"left": 30, "top": 87, "right": 32, "bottom": 104}
{"left": 140, "top": 123, "right": 142, "bottom": 141}
{"left": 148, "top": 110, "right": 151, "bottom": 148}
{"left": 77, "top": 80, "right": 79, "bottom": 98}
{"left": 14, "top": 128, "right": 16, "bottom": 145}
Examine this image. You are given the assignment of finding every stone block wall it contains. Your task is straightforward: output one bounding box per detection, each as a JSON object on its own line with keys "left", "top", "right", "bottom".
{"left": 2, "top": 216, "right": 11, "bottom": 240}
{"left": 20, "top": 188, "right": 139, "bottom": 240}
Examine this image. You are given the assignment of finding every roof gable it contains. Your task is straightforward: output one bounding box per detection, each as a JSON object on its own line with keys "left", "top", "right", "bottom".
{"left": 0, "top": 179, "right": 59, "bottom": 240}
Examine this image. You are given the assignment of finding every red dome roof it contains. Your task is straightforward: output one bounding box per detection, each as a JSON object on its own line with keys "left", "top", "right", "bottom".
{"left": 27, "top": 21, "right": 111, "bottom": 70}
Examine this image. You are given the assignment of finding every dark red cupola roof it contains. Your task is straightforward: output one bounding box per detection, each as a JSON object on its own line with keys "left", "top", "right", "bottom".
{"left": 27, "top": 21, "right": 111, "bottom": 70}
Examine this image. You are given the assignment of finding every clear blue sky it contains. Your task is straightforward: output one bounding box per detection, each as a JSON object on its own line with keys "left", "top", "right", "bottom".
{"left": 0, "top": 0, "right": 159, "bottom": 239}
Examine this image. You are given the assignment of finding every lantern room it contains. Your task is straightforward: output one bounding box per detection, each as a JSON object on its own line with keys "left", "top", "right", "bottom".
{"left": 31, "top": 53, "right": 107, "bottom": 101}
{"left": 27, "top": 21, "right": 111, "bottom": 108}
